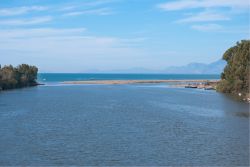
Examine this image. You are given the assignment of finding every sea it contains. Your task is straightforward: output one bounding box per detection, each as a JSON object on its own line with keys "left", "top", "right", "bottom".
{"left": 37, "top": 73, "right": 220, "bottom": 83}
{"left": 0, "top": 73, "right": 249, "bottom": 166}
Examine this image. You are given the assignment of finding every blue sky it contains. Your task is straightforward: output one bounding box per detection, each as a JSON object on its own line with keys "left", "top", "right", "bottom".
{"left": 0, "top": 0, "right": 249, "bottom": 72}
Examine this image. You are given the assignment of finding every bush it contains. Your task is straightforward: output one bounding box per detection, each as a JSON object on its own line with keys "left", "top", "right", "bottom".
{"left": 0, "top": 64, "right": 38, "bottom": 90}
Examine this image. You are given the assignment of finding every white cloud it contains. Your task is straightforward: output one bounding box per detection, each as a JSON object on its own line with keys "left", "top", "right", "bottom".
{"left": 0, "top": 27, "right": 144, "bottom": 48}
{"left": 176, "top": 11, "right": 230, "bottom": 23}
{"left": 157, "top": 0, "right": 249, "bottom": 32}
{"left": 0, "top": 16, "right": 52, "bottom": 26}
{"left": 0, "top": 28, "right": 86, "bottom": 38}
{"left": 0, "top": 28, "right": 148, "bottom": 72}
{"left": 0, "top": 28, "right": 118, "bottom": 51}
{"left": 64, "top": 8, "right": 113, "bottom": 16}
{"left": 0, "top": 6, "right": 47, "bottom": 16}
{"left": 57, "top": 0, "right": 118, "bottom": 12}
{"left": 191, "top": 24, "right": 223, "bottom": 32}
{"left": 158, "top": 0, "right": 249, "bottom": 11}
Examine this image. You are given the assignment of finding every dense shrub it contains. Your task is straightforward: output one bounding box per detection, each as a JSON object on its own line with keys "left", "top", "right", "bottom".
{"left": 0, "top": 64, "right": 38, "bottom": 90}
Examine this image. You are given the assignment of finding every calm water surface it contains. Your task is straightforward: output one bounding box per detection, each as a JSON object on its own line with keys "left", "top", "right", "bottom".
{"left": 38, "top": 73, "right": 220, "bottom": 82}
{"left": 0, "top": 84, "right": 249, "bottom": 166}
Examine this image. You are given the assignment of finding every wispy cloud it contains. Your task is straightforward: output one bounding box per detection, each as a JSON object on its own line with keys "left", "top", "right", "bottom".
{"left": 0, "top": 28, "right": 146, "bottom": 49}
{"left": 191, "top": 24, "right": 223, "bottom": 32}
{"left": 190, "top": 24, "right": 250, "bottom": 34}
{"left": 0, "top": 27, "right": 147, "bottom": 72}
{"left": 0, "top": 0, "right": 118, "bottom": 29}
{"left": 0, "top": 16, "right": 52, "bottom": 26}
{"left": 157, "top": 0, "right": 249, "bottom": 32}
{"left": 58, "top": 0, "right": 117, "bottom": 16}
{"left": 0, "top": 28, "right": 86, "bottom": 39}
{"left": 64, "top": 8, "right": 113, "bottom": 16}
{"left": 0, "top": 6, "right": 48, "bottom": 16}
{"left": 57, "top": 0, "right": 115, "bottom": 12}
{"left": 176, "top": 11, "right": 230, "bottom": 23}
{"left": 157, "top": 0, "right": 249, "bottom": 11}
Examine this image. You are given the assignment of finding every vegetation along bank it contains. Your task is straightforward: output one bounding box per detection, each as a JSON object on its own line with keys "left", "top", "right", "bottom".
{"left": 216, "top": 40, "right": 250, "bottom": 102}
{"left": 0, "top": 64, "right": 38, "bottom": 91}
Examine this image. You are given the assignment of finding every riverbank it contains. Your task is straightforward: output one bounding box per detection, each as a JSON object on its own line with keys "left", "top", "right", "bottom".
{"left": 0, "top": 82, "right": 43, "bottom": 92}
{"left": 50, "top": 79, "right": 249, "bottom": 103}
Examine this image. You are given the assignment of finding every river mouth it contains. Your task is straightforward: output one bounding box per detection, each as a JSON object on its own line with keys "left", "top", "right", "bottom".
{"left": 0, "top": 84, "right": 249, "bottom": 166}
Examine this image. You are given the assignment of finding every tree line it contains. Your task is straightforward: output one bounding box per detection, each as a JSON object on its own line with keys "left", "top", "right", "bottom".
{"left": 217, "top": 40, "right": 250, "bottom": 100}
{"left": 0, "top": 64, "right": 38, "bottom": 90}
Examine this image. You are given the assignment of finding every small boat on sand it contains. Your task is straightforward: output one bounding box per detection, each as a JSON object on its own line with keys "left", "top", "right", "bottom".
{"left": 185, "top": 85, "right": 198, "bottom": 88}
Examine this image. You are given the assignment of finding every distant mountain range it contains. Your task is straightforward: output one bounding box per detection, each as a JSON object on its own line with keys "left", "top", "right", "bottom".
{"left": 84, "top": 60, "right": 226, "bottom": 74}
{"left": 163, "top": 59, "right": 226, "bottom": 74}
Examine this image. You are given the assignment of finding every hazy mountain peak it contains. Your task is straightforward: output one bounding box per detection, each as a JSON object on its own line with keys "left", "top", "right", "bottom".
{"left": 164, "top": 59, "right": 226, "bottom": 74}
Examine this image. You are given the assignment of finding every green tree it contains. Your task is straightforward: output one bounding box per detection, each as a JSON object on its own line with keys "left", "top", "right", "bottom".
{"left": 0, "top": 64, "right": 38, "bottom": 90}
{"left": 217, "top": 40, "right": 250, "bottom": 98}
{"left": 16, "top": 64, "right": 38, "bottom": 87}
{"left": 0, "top": 65, "right": 18, "bottom": 89}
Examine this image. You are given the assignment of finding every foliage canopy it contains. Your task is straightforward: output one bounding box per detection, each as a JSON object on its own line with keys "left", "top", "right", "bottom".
{"left": 0, "top": 64, "right": 38, "bottom": 90}
{"left": 217, "top": 40, "right": 250, "bottom": 98}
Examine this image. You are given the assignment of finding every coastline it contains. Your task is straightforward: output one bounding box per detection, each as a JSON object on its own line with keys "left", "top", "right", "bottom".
{"left": 61, "top": 79, "right": 249, "bottom": 103}
{"left": 62, "top": 79, "right": 218, "bottom": 85}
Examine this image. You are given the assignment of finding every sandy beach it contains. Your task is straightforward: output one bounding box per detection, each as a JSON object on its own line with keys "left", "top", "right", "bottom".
{"left": 62, "top": 79, "right": 219, "bottom": 85}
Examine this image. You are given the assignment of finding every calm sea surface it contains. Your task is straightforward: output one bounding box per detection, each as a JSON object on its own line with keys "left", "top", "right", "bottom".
{"left": 38, "top": 73, "right": 220, "bottom": 82}
{"left": 0, "top": 74, "right": 249, "bottom": 166}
